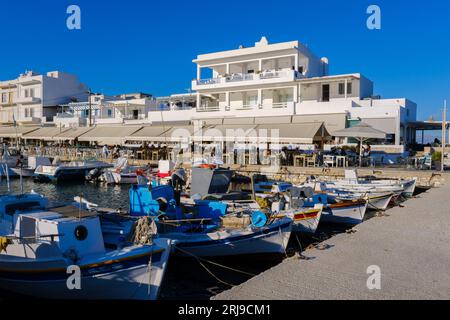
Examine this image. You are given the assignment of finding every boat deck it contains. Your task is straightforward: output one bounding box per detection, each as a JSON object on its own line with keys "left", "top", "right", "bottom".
{"left": 213, "top": 181, "right": 450, "bottom": 300}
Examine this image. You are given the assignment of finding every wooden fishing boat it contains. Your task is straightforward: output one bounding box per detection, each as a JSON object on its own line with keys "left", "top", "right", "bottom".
{"left": 0, "top": 193, "right": 171, "bottom": 300}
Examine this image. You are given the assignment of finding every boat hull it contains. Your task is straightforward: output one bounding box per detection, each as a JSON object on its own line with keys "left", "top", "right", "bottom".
{"left": 0, "top": 239, "right": 171, "bottom": 300}
{"left": 172, "top": 219, "right": 292, "bottom": 257}
{"left": 321, "top": 201, "right": 368, "bottom": 225}
{"left": 290, "top": 207, "right": 322, "bottom": 233}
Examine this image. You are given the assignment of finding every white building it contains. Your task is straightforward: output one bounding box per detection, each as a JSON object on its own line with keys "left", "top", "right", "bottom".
{"left": 0, "top": 71, "right": 88, "bottom": 125}
{"left": 148, "top": 37, "right": 417, "bottom": 147}
{"left": 54, "top": 92, "right": 155, "bottom": 127}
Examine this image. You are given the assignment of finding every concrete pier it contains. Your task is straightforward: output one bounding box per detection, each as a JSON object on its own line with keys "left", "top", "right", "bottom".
{"left": 214, "top": 181, "right": 450, "bottom": 300}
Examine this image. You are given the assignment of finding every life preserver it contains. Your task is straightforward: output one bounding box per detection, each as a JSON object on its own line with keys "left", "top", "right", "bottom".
{"left": 136, "top": 169, "right": 145, "bottom": 176}
{"left": 197, "top": 164, "right": 216, "bottom": 169}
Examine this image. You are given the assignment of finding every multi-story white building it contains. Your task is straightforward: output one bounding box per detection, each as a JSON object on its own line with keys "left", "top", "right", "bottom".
{"left": 54, "top": 92, "right": 155, "bottom": 127}
{"left": 0, "top": 71, "right": 88, "bottom": 125}
{"left": 148, "top": 37, "right": 417, "bottom": 146}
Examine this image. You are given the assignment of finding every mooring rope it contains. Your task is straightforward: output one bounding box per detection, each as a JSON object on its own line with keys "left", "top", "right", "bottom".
{"left": 173, "top": 245, "right": 259, "bottom": 288}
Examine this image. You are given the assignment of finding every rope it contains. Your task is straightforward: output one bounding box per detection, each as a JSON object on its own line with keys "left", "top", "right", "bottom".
{"left": 174, "top": 245, "right": 256, "bottom": 278}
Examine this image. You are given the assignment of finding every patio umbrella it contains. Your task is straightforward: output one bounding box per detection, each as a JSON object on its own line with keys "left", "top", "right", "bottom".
{"left": 332, "top": 122, "right": 387, "bottom": 166}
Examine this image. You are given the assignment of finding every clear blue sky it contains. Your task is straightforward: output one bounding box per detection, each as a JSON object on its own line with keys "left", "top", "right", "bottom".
{"left": 1, "top": 0, "right": 449, "bottom": 121}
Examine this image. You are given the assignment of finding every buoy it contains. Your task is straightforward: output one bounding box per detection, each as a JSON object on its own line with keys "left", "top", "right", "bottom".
{"left": 251, "top": 211, "right": 268, "bottom": 228}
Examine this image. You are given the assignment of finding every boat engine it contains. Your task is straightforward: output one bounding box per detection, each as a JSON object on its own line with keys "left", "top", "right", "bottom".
{"left": 86, "top": 168, "right": 103, "bottom": 182}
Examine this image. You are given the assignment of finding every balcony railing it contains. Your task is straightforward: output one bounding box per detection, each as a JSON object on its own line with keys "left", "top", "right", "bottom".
{"left": 195, "top": 69, "right": 295, "bottom": 87}
{"left": 197, "top": 105, "right": 220, "bottom": 112}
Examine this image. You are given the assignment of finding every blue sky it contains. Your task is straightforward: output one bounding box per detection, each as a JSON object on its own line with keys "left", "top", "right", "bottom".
{"left": 1, "top": 0, "right": 449, "bottom": 121}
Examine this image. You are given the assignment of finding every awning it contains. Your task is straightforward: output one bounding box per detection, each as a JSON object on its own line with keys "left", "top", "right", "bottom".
{"left": 194, "top": 124, "right": 258, "bottom": 142}
{"left": 51, "top": 127, "right": 95, "bottom": 141}
{"left": 360, "top": 117, "right": 396, "bottom": 134}
{"left": 157, "top": 126, "right": 197, "bottom": 142}
{"left": 22, "top": 127, "right": 71, "bottom": 141}
{"left": 293, "top": 113, "right": 347, "bottom": 133}
{"left": 256, "top": 122, "right": 331, "bottom": 144}
{"left": 125, "top": 126, "right": 172, "bottom": 142}
{"left": 78, "top": 126, "right": 142, "bottom": 146}
{"left": 0, "top": 126, "right": 39, "bottom": 138}
{"left": 332, "top": 122, "right": 386, "bottom": 139}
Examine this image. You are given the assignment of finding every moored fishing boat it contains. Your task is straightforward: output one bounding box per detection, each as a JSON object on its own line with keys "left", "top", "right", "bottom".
{"left": 303, "top": 193, "right": 368, "bottom": 225}
{"left": 33, "top": 160, "right": 113, "bottom": 183}
{"left": 0, "top": 192, "right": 171, "bottom": 300}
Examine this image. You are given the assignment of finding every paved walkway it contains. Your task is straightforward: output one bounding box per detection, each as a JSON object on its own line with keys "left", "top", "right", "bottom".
{"left": 214, "top": 182, "right": 450, "bottom": 300}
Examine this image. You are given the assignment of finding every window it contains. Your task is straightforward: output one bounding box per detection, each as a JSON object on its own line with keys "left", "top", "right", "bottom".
{"left": 1, "top": 93, "right": 7, "bottom": 103}
{"left": 24, "top": 108, "right": 29, "bottom": 117}
{"left": 24, "top": 89, "right": 29, "bottom": 98}
{"left": 347, "top": 82, "right": 353, "bottom": 94}
{"left": 30, "top": 88, "right": 35, "bottom": 97}
{"left": 338, "top": 83, "right": 345, "bottom": 95}
{"left": 298, "top": 66, "right": 304, "bottom": 74}
{"left": 107, "top": 109, "right": 112, "bottom": 117}
{"left": 30, "top": 108, "right": 34, "bottom": 117}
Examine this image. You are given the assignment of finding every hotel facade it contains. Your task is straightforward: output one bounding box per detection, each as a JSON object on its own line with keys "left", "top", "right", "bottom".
{"left": 0, "top": 37, "right": 418, "bottom": 150}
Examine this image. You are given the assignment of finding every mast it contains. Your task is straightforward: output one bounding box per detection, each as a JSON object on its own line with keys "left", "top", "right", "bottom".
{"left": 442, "top": 100, "right": 447, "bottom": 172}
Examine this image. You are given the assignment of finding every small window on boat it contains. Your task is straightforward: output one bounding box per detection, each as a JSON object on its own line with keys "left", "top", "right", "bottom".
{"left": 5, "top": 202, "right": 42, "bottom": 215}
{"left": 74, "top": 225, "right": 88, "bottom": 241}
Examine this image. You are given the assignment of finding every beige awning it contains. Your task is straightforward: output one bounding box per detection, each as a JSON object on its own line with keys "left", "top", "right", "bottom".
{"left": 194, "top": 124, "right": 259, "bottom": 142}
{"left": 52, "top": 127, "right": 96, "bottom": 141}
{"left": 292, "top": 113, "right": 347, "bottom": 133}
{"left": 0, "top": 126, "right": 39, "bottom": 138}
{"left": 22, "top": 127, "right": 71, "bottom": 140}
{"left": 256, "top": 122, "right": 331, "bottom": 144}
{"left": 125, "top": 126, "right": 172, "bottom": 142}
{"left": 360, "top": 117, "right": 396, "bottom": 134}
{"left": 78, "top": 126, "right": 142, "bottom": 145}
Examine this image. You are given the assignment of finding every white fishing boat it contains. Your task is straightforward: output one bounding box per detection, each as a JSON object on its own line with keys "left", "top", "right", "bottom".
{"left": 331, "top": 191, "right": 394, "bottom": 211}
{"left": 34, "top": 160, "right": 113, "bottom": 183}
{"left": 9, "top": 156, "right": 52, "bottom": 177}
{"left": 99, "top": 157, "right": 149, "bottom": 185}
{"left": 304, "top": 194, "right": 369, "bottom": 225}
{"left": 0, "top": 193, "right": 171, "bottom": 300}
{"left": 325, "top": 170, "right": 417, "bottom": 198}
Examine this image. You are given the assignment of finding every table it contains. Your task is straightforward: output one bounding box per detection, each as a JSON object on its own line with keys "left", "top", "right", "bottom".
{"left": 294, "top": 155, "right": 307, "bottom": 167}
{"left": 335, "top": 156, "right": 348, "bottom": 167}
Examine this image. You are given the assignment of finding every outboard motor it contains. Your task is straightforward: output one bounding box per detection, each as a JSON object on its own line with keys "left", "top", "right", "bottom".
{"left": 86, "top": 168, "right": 103, "bottom": 182}
{"left": 170, "top": 168, "right": 186, "bottom": 206}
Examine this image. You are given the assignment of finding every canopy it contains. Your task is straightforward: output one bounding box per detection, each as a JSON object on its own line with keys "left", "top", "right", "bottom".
{"left": 22, "top": 127, "right": 71, "bottom": 141}
{"left": 52, "top": 127, "right": 95, "bottom": 141}
{"left": 78, "top": 126, "right": 142, "bottom": 146}
{"left": 332, "top": 122, "right": 387, "bottom": 166}
{"left": 126, "top": 126, "right": 172, "bottom": 142}
{"left": 332, "top": 122, "right": 387, "bottom": 139}
{"left": 257, "top": 122, "right": 330, "bottom": 144}
{"left": 0, "top": 126, "right": 39, "bottom": 138}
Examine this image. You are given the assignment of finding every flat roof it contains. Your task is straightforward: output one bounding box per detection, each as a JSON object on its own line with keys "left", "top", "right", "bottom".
{"left": 194, "top": 40, "right": 303, "bottom": 63}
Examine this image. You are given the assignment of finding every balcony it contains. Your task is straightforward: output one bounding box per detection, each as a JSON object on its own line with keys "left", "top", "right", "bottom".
{"left": 192, "top": 70, "right": 299, "bottom": 90}
{"left": 15, "top": 97, "right": 41, "bottom": 104}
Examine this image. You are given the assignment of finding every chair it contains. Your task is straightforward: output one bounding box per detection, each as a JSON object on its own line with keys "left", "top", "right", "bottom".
{"left": 306, "top": 154, "right": 317, "bottom": 167}
{"left": 335, "top": 156, "right": 348, "bottom": 168}
{"left": 323, "top": 155, "right": 335, "bottom": 167}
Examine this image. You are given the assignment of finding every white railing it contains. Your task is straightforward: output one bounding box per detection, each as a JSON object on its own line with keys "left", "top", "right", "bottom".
{"left": 197, "top": 105, "right": 220, "bottom": 112}
{"left": 235, "top": 104, "right": 257, "bottom": 110}
{"left": 196, "top": 69, "right": 294, "bottom": 86}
